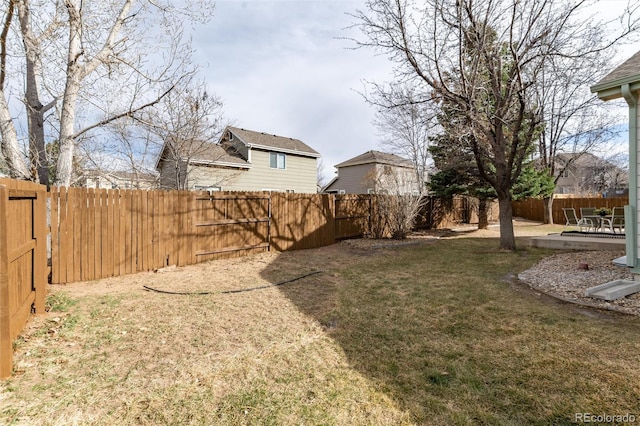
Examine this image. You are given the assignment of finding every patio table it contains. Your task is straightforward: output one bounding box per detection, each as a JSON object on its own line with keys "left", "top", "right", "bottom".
{"left": 583, "top": 215, "right": 613, "bottom": 232}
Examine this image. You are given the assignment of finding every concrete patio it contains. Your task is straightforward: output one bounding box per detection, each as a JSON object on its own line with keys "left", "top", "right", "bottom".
{"left": 529, "top": 233, "right": 625, "bottom": 251}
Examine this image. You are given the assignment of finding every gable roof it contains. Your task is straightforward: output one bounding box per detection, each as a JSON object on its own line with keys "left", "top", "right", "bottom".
{"left": 227, "top": 127, "right": 320, "bottom": 157}
{"left": 335, "top": 150, "right": 413, "bottom": 168}
{"left": 591, "top": 50, "right": 640, "bottom": 100}
{"left": 155, "top": 140, "right": 250, "bottom": 170}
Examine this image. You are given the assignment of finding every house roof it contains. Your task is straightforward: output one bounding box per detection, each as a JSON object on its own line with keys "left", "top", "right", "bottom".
{"left": 155, "top": 140, "right": 250, "bottom": 170}
{"left": 335, "top": 150, "right": 413, "bottom": 168}
{"left": 188, "top": 143, "right": 249, "bottom": 166}
{"left": 156, "top": 126, "right": 319, "bottom": 170}
{"left": 227, "top": 127, "right": 320, "bottom": 157}
{"left": 591, "top": 50, "right": 640, "bottom": 100}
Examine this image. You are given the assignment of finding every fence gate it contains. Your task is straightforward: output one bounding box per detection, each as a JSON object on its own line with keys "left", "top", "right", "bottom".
{"left": 453, "top": 196, "right": 471, "bottom": 223}
{"left": 334, "top": 194, "right": 371, "bottom": 239}
{"left": 0, "top": 180, "right": 47, "bottom": 378}
{"left": 193, "top": 193, "right": 271, "bottom": 262}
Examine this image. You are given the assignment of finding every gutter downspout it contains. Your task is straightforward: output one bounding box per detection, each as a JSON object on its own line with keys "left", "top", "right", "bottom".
{"left": 621, "top": 83, "right": 638, "bottom": 270}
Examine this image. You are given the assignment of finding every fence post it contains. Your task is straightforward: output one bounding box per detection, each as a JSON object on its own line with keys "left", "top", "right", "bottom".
{"left": 0, "top": 185, "right": 12, "bottom": 378}
{"left": 327, "top": 194, "right": 335, "bottom": 245}
{"left": 33, "top": 187, "right": 46, "bottom": 313}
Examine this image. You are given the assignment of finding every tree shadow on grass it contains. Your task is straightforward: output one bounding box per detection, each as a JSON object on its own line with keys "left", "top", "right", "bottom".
{"left": 260, "top": 236, "right": 640, "bottom": 425}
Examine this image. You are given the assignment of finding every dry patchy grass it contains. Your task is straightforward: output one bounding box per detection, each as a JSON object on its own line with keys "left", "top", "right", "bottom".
{"left": 1, "top": 221, "right": 639, "bottom": 425}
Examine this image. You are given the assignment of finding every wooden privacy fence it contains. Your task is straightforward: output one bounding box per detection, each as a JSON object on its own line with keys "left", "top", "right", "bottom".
{"left": 0, "top": 179, "right": 47, "bottom": 378}
{"left": 512, "top": 197, "right": 629, "bottom": 224}
{"left": 49, "top": 189, "right": 373, "bottom": 284}
{"left": 2, "top": 181, "right": 476, "bottom": 377}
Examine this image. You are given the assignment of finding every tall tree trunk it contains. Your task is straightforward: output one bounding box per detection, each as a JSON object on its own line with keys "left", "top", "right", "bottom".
{"left": 25, "top": 91, "right": 48, "bottom": 185}
{"left": 542, "top": 195, "right": 554, "bottom": 224}
{"left": 478, "top": 198, "right": 489, "bottom": 229}
{"left": 55, "top": 0, "right": 83, "bottom": 187}
{"left": 0, "top": 1, "right": 29, "bottom": 179}
{"left": 17, "top": 0, "right": 49, "bottom": 185}
{"left": 55, "top": 0, "right": 134, "bottom": 187}
{"left": 497, "top": 194, "right": 516, "bottom": 251}
{"left": 0, "top": 93, "right": 29, "bottom": 179}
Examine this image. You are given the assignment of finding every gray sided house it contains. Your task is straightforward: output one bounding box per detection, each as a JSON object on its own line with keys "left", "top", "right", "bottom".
{"left": 156, "top": 126, "right": 320, "bottom": 193}
{"left": 554, "top": 152, "right": 628, "bottom": 197}
{"left": 324, "top": 150, "right": 420, "bottom": 194}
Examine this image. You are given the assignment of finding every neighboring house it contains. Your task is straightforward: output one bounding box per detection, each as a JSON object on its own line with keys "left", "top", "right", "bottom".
{"left": 553, "top": 152, "right": 628, "bottom": 197}
{"left": 80, "top": 170, "right": 158, "bottom": 190}
{"left": 323, "top": 150, "right": 421, "bottom": 194}
{"left": 156, "top": 126, "right": 320, "bottom": 193}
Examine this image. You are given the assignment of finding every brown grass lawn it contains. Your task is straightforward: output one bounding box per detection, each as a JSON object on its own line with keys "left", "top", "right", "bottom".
{"left": 2, "top": 220, "right": 640, "bottom": 425}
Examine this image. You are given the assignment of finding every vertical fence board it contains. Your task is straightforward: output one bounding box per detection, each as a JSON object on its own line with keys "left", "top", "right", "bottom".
{"left": 114, "top": 190, "right": 122, "bottom": 277}
{"left": 100, "top": 190, "right": 108, "bottom": 278}
{"left": 118, "top": 190, "right": 126, "bottom": 276}
{"left": 61, "top": 187, "right": 72, "bottom": 284}
{"left": 0, "top": 186, "right": 11, "bottom": 378}
{"left": 93, "top": 189, "right": 101, "bottom": 279}
{"left": 158, "top": 191, "right": 167, "bottom": 267}
{"left": 88, "top": 189, "right": 96, "bottom": 281}
{"left": 110, "top": 190, "right": 117, "bottom": 277}
{"left": 172, "top": 191, "right": 180, "bottom": 265}
{"left": 123, "top": 189, "right": 135, "bottom": 274}
{"left": 72, "top": 188, "right": 82, "bottom": 283}
{"left": 133, "top": 190, "right": 139, "bottom": 272}
{"left": 78, "top": 188, "right": 88, "bottom": 281}
{"left": 33, "top": 187, "right": 46, "bottom": 313}
{"left": 139, "top": 191, "right": 147, "bottom": 271}
{"left": 50, "top": 188, "right": 60, "bottom": 284}
{"left": 151, "top": 191, "right": 160, "bottom": 269}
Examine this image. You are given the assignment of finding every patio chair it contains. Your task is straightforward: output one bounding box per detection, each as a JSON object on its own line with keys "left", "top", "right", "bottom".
{"left": 579, "top": 207, "right": 595, "bottom": 218}
{"left": 563, "top": 207, "right": 593, "bottom": 231}
{"left": 610, "top": 206, "right": 625, "bottom": 234}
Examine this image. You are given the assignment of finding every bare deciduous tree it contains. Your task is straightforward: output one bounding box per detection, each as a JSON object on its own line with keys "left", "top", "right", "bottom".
{"left": 0, "top": 0, "right": 214, "bottom": 186}
{"left": 365, "top": 163, "right": 423, "bottom": 239}
{"left": 353, "top": 0, "right": 639, "bottom": 250}
{"left": 139, "top": 78, "right": 229, "bottom": 191}
{"left": 373, "top": 85, "right": 435, "bottom": 192}
{"left": 536, "top": 46, "right": 625, "bottom": 223}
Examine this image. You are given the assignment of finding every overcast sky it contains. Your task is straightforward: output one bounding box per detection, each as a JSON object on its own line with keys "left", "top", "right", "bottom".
{"left": 192, "top": 0, "right": 636, "bottom": 181}
{"left": 192, "top": 0, "right": 392, "bottom": 182}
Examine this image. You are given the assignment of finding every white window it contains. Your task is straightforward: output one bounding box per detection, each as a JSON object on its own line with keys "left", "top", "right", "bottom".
{"left": 338, "top": 189, "right": 346, "bottom": 194}
{"left": 269, "top": 152, "right": 286, "bottom": 169}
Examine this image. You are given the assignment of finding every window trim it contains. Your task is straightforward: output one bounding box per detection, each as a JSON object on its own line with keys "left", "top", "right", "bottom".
{"left": 269, "top": 152, "right": 286, "bottom": 169}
